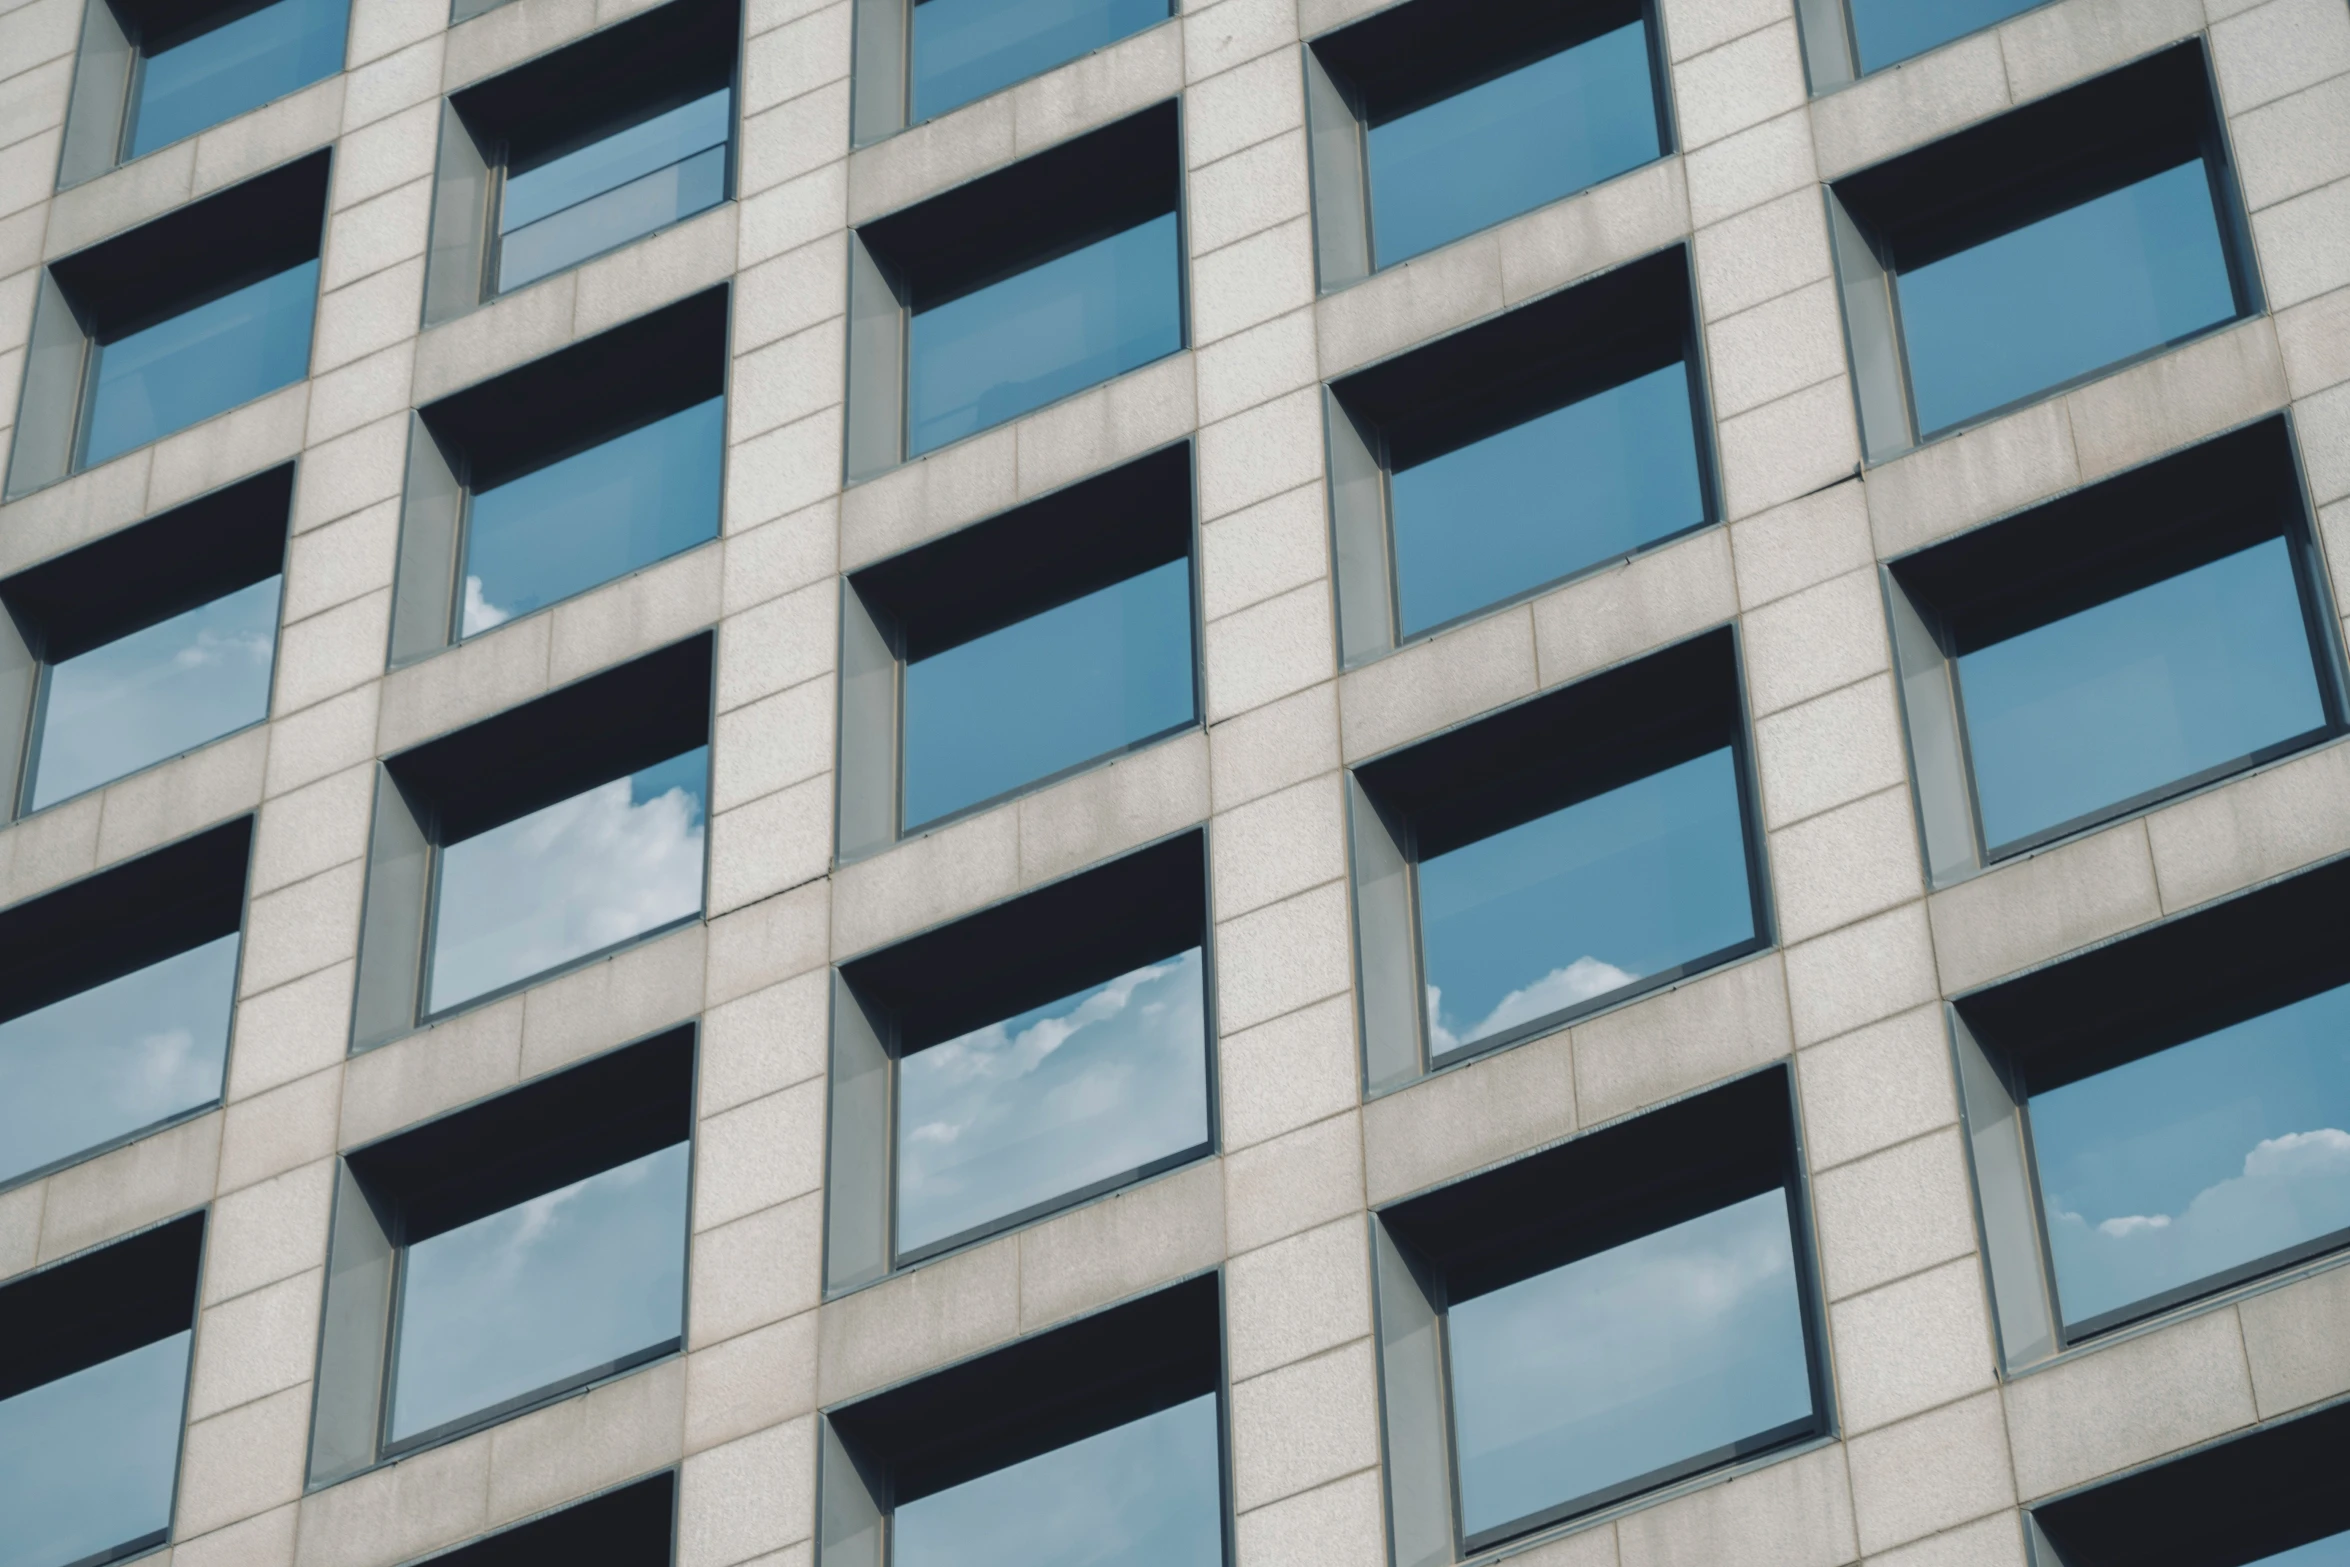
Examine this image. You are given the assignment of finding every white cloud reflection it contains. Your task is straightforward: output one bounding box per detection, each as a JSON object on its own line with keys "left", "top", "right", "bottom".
{"left": 896, "top": 949, "right": 1208, "bottom": 1253}
{"left": 1426, "top": 954, "right": 1636, "bottom": 1055}
{"left": 2049, "top": 1126, "right": 2350, "bottom": 1326}
{"left": 460, "top": 575, "right": 513, "bottom": 636}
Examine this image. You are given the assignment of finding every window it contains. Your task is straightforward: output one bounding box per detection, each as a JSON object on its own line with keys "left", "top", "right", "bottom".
{"left": 1953, "top": 854, "right": 2350, "bottom": 1370}
{"left": 350, "top": 638, "right": 711, "bottom": 1050}
{"left": 57, "top": 0, "right": 348, "bottom": 184}
{"left": 822, "top": 1275, "right": 1227, "bottom": 1567}
{"left": 850, "top": 0, "right": 1172, "bottom": 141}
{"left": 6, "top": 153, "right": 327, "bottom": 497}
{"left": 1828, "top": 44, "right": 2256, "bottom": 460}
{"left": 0, "top": 1213, "right": 202, "bottom": 1567}
{"left": 838, "top": 446, "right": 1198, "bottom": 855}
{"left": 1306, "top": 0, "right": 1672, "bottom": 284}
{"left": 392, "top": 290, "right": 727, "bottom": 662}
{"left": 309, "top": 1031, "right": 693, "bottom": 1480}
{"left": 407, "top": 1473, "right": 675, "bottom": 1565}
{"left": 1795, "top": 0, "right": 2046, "bottom": 86}
{"left": 0, "top": 821, "right": 249, "bottom": 1190}
{"left": 825, "top": 833, "right": 1212, "bottom": 1291}
{"left": 1375, "top": 1069, "right": 1827, "bottom": 1562}
{"left": 1349, "top": 630, "right": 1767, "bottom": 1092}
{"left": 2027, "top": 1397, "right": 2350, "bottom": 1567}
{"left": 422, "top": 0, "right": 737, "bottom": 322}
{"left": 1324, "top": 247, "right": 1713, "bottom": 664}
{"left": 846, "top": 103, "right": 1184, "bottom": 477}
{"left": 1886, "top": 419, "right": 2343, "bottom": 884}
{"left": 0, "top": 467, "right": 288, "bottom": 815}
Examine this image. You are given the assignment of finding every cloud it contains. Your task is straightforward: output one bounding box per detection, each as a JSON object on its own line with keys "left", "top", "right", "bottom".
{"left": 1427, "top": 955, "right": 1638, "bottom": 1054}
{"left": 2049, "top": 1126, "right": 2350, "bottom": 1324}
{"left": 462, "top": 576, "right": 513, "bottom": 635}
{"left": 170, "top": 624, "right": 274, "bottom": 672}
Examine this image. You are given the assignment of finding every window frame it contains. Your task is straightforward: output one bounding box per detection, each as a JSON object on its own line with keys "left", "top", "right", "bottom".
{"left": 1371, "top": 1066, "right": 1834, "bottom": 1563}
{"left": 822, "top": 831, "right": 1220, "bottom": 1294}
{"left": 1347, "top": 627, "right": 1774, "bottom": 1095}
{"left": 1302, "top": 0, "right": 1678, "bottom": 291}
{"left": 1882, "top": 417, "right": 2349, "bottom": 888}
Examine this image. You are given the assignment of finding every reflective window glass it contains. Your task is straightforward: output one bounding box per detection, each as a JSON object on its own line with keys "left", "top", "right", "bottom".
{"left": 1367, "top": 20, "right": 1662, "bottom": 268}
{"left": 892, "top": 1393, "right": 1223, "bottom": 1567}
{"left": 1955, "top": 537, "right": 2326, "bottom": 853}
{"left": 895, "top": 947, "right": 1209, "bottom": 1257}
{"left": 1447, "top": 1189, "right": 1814, "bottom": 1539}
{"left": 84, "top": 260, "right": 318, "bottom": 468}
{"left": 1846, "top": 0, "right": 2043, "bottom": 74}
{"left": 912, "top": 0, "right": 1168, "bottom": 123}
{"left": 428, "top": 746, "right": 708, "bottom": 1013}
{"left": 2255, "top": 1533, "right": 2350, "bottom": 1567}
{"left": 2029, "top": 979, "right": 2350, "bottom": 1336}
{"left": 1896, "top": 160, "right": 2235, "bottom": 436}
{"left": 908, "top": 210, "right": 1182, "bottom": 455}
{"left": 1418, "top": 748, "right": 1754, "bottom": 1059}
{"left": 0, "top": 1330, "right": 190, "bottom": 1567}
{"left": 387, "top": 1140, "right": 689, "bottom": 1444}
{"left": 1389, "top": 360, "right": 1702, "bottom": 637}
{"left": 0, "top": 934, "right": 239, "bottom": 1186}
{"left": 127, "top": 0, "right": 348, "bottom": 159}
{"left": 901, "top": 556, "right": 1194, "bottom": 828}
{"left": 498, "top": 89, "right": 733, "bottom": 292}
{"left": 29, "top": 576, "right": 280, "bottom": 809}
{"left": 460, "top": 397, "right": 723, "bottom": 636}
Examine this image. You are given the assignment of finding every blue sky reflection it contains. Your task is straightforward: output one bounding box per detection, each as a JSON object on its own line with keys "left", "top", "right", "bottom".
{"left": 84, "top": 261, "right": 318, "bottom": 468}
{"left": 896, "top": 948, "right": 1208, "bottom": 1255}
{"left": 0, "top": 1331, "right": 189, "bottom": 1567}
{"left": 912, "top": 0, "right": 1168, "bottom": 123}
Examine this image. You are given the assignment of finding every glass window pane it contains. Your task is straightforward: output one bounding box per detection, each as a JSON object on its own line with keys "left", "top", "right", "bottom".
{"left": 2253, "top": 1532, "right": 2350, "bottom": 1567}
{"left": 1389, "top": 361, "right": 1703, "bottom": 637}
{"left": 0, "top": 935, "right": 239, "bottom": 1186}
{"left": 1367, "top": 21, "right": 1662, "bottom": 268}
{"left": 497, "top": 90, "right": 733, "bottom": 291}
{"left": 1418, "top": 748, "right": 1754, "bottom": 1058}
{"left": 29, "top": 576, "right": 281, "bottom": 809}
{"left": 428, "top": 747, "right": 708, "bottom": 1013}
{"left": 901, "top": 557, "right": 1194, "bottom": 828}
{"left": 1846, "top": 0, "right": 2044, "bottom": 75}
{"left": 911, "top": 0, "right": 1168, "bottom": 123}
{"left": 2029, "top": 980, "right": 2350, "bottom": 1336}
{"left": 1447, "top": 1190, "right": 1814, "bottom": 1539}
{"left": 1955, "top": 538, "right": 2326, "bottom": 852}
{"left": 896, "top": 947, "right": 1209, "bottom": 1256}
{"left": 0, "top": 1330, "right": 190, "bottom": 1567}
{"left": 388, "top": 1141, "right": 690, "bottom": 1443}
{"left": 460, "top": 397, "right": 724, "bottom": 636}
{"left": 892, "top": 1393, "right": 1223, "bottom": 1567}
{"left": 1895, "top": 161, "right": 2236, "bottom": 436}
{"left": 84, "top": 260, "right": 319, "bottom": 468}
{"left": 908, "top": 211, "right": 1182, "bottom": 456}
{"left": 128, "top": 0, "right": 348, "bottom": 158}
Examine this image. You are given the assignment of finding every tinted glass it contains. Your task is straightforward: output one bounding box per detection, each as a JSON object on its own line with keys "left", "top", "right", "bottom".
{"left": 2030, "top": 980, "right": 2350, "bottom": 1335}
{"left": 895, "top": 947, "right": 1209, "bottom": 1256}
{"left": 0, "top": 1331, "right": 190, "bottom": 1567}
{"left": 1896, "top": 161, "right": 2235, "bottom": 436}
{"left": 388, "top": 1141, "right": 689, "bottom": 1443}
{"left": 428, "top": 747, "right": 707, "bottom": 1013}
{"left": 1389, "top": 361, "right": 1703, "bottom": 637}
{"left": 1447, "top": 1190, "right": 1814, "bottom": 1538}
{"left": 84, "top": 259, "right": 318, "bottom": 468}
{"left": 460, "top": 397, "right": 724, "bottom": 636}
{"left": 29, "top": 577, "right": 281, "bottom": 809}
{"left": 913, "top": 0, "right": 1168, "bottom": 122}
{"left": 1847, "top": 0, "right": 2044, "bottom": 74}
{"left": 498, "top": 89, "right": 732, "bottom": 292}
{"left": 0, "top": 935, "right": 239, "bottom": 1186}
{"left": 1367, "top": 21, "right": 1662, "bottom": 268}
{"left": 892, "top": 1393, "right": 1223, "bottom": 1567}
{"left": 1956, "top": 538, "right": 2326, "bottom": 852}
{"left": 128, "top": 0, "right": 348, "bottom": 158}
{"left": 1418, "top": 748, "right": 1754, "bottom": 1058}
{"left": 901, "top": 557, "right": 1194, "bottom": 828}
{"left": 909, "top": 211, "right": 1182, "bottom": 455}
{"left": 2255, "top": 1533, "right": 2350, "bottom": 1567}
